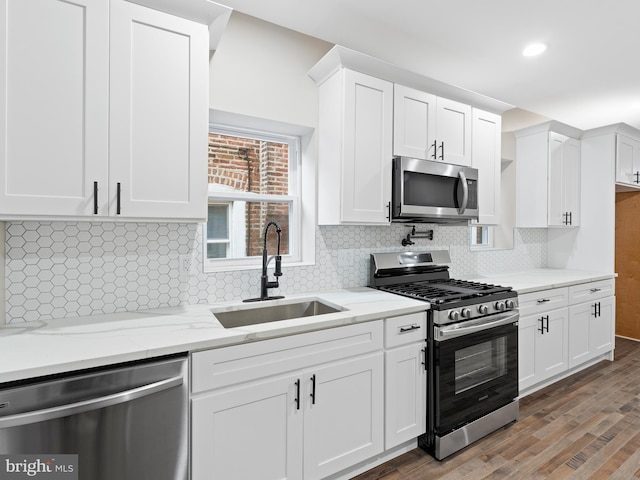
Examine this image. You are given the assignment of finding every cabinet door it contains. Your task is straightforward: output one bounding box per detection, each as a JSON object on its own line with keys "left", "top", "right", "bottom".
{"left": 471, "top": 109, "right": 501, "bottom": 225}
{"left": 385, "top": 343, "right": 426, "bottom": 449}
{"left": 0, "top": 0, "right": 109, "bottom": 217}
{"left": 519, "top": 309, "right": 568, "bottom": 391}
{"left": 548, "top": 133, "right": 580, "bottom": 227}
{"left": 615, "top": 134, "right": 640, "bottom": 186}
{"left": 536, "top": 309, "right": 569, "bottom": 381}
{"left": 191, "top": 375, "right": 303, "bottom": 480}
{"left": 303, "top": 352, "right": 384, "bottom": 480}
{"left": 110, "top": 1, "right": 208, "bottom": 220}
{"left": 590, "top": 296, "right": 615, "bottom": 356}
{"left": 568, "top": 301, "right": 592, "bottom": 367}
{"left": 341, "top": 70, "right": 393, "bottom": 223}
{"left": 393, "top": 84, "right": 436, "bottom": 159}
{"left": 435, "top": 97, "right": 471, "bottom": 166}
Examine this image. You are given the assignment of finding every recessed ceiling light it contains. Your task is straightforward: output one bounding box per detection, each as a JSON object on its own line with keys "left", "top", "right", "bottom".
{"left": 522, "top": 43, "right": 548, "bottom": 57}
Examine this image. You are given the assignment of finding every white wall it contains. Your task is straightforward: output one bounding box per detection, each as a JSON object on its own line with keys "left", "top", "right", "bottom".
{"left": 209, "top": 12, "right": 331, "bottom": 128}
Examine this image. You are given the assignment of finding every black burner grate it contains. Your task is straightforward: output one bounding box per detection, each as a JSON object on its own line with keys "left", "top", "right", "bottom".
{"left": 380, "top": 278, "right": 512, "bottom": 305}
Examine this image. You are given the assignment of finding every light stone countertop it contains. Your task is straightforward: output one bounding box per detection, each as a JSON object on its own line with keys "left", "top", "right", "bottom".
{"left": 0, "top": 288, "right": 428, "bottom": 384}
{"left": 1, "top": 269, "right": 617, "bottom": 384}
{"left": 466, "top": 268, "right": 616, "bottom": 295}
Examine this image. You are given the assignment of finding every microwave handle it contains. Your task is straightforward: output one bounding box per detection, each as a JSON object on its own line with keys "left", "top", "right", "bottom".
{"left": 458, "top": 171, "right": 469, "bottom": 214}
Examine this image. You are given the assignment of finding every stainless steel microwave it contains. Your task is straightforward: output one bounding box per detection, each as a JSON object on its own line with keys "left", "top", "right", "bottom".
{"left": 392, "top": 156, "right": 479, "bottom": 223}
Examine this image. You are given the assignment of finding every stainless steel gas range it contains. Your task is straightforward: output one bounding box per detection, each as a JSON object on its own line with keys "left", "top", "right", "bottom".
{"left": 370, "top": 250, "right": 519, "bottom": 460}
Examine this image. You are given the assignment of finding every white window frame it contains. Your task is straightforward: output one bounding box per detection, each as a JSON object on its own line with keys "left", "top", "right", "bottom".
{"left": 206, "top": 202, "right": 232, "bottom": 259}
{"left": 204, "top": 110, "right": 315, "bottom": 272}
{"left": 470, "top": 225, "right": 495, "bottom": 250}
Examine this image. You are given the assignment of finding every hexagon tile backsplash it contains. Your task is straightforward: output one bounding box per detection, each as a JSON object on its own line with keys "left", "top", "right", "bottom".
{"left": 3, "top": 221, "right": 547, "bottom": 323}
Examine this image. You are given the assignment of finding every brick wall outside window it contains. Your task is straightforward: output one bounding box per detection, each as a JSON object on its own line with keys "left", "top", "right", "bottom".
{"left": 208, "top": 133, "right": 289, "bottom": 257}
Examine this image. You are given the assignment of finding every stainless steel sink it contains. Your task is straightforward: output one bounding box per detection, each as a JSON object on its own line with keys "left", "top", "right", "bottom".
{"left": 212, "top": 300, "right": 343, "bottom": 329}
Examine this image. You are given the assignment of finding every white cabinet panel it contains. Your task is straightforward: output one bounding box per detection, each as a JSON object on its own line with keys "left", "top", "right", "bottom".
{"left": 393, "top": 85, "right": 436, "bottom": 159}
{"left": 0, "top": 0, "right": 109, "bottom": 216}
{"left": 110, "top": 1, "right": 208, "bottom": 220}
{"left": 191, "top": 375, "right": 303, "bottom": 480}
{"left": 304, "top": 353, "right": 384, "bottom": 480}
{"left": 318, "top": 69, "right": 393, "bottom": 224}
{"left": 568, "top": 296, "right": 615, "bottom": 368}
{"left": 615, "top": 134, "right": 640, "bottom": 187}
{"left": 436, "top": 97, "right": 472, "bottom": 166}
{"left": 519, "top": 308, "right": 568, "bottom": 391}
{"left": 472, "top": 109, "right": 501, "bottom": 225}
{"left": 384, "top": 343, "right": 426, "bottom": 448}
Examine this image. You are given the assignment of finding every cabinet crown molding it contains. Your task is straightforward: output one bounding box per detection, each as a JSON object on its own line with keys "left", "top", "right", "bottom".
{"left": 308, "top": 45, "right": 513, "bottom": 115}
{"left": 581, "top": 122, "right": 640, "bottom": 140}
{"left": 513, "top": 120, "right": 583, "bottom": 140}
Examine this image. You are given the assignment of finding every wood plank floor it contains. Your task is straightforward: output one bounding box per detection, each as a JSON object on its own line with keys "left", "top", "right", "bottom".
{"left": 354, "top": 337, "right": 640, "bottom": 480}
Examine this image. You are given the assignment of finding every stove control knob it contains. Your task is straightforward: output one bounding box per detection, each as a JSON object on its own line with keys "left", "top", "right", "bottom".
{"left": 477, "top": 304, "right": 489, "bottom": 315}
{"left": 461, "top": 308, "right": 471, "bottom": 318}
{"left": 448, "top": 310, "right": 460, "bottom": 321}
{"left": 494, "top": 301, "right": 506, "bottom": 311}
{"left": 505, "top": 299, "right": 516, "bottom": 309}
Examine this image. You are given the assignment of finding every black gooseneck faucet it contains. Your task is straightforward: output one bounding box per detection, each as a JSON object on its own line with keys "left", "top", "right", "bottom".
{"left": 243, "top": 221, "right": 284, "bottom": 302}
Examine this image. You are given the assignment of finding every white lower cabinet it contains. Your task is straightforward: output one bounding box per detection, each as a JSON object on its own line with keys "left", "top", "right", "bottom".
{"left": 518, "top": 307, "right": 569, "bottom": 392}
{"left": 383, "top": 312, "right": 427, "bottom": 449}
{"left": 518, "top": 279, "right": 616, "bottom": 395}
{"left": 568, "top": 281, "right": 615, "bottom": 368}
{"left": 191, "top": 374, "right": 303, "bottom": 480}
{"left": 190, "top": 321, "right": 384, "bottom": 480}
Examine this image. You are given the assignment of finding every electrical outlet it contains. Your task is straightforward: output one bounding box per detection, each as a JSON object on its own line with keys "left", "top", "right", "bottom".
{"left": 179, "top": 255, "right": 193, "bottom": 276}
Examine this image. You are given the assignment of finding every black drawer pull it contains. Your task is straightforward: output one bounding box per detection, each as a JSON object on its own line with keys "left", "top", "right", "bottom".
{"left": 93, "top": 181, "right": 98, "bottom": 215}
{"left": 399, "top": 324, "right": 420, "bottom": 333}
{"left": 536, "top": 298, "right": 551, "bottom": 304}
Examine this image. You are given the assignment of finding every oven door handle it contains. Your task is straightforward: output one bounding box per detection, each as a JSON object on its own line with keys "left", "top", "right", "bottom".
{"left": 436, "top": 311, "right": 518, "bottom": 341}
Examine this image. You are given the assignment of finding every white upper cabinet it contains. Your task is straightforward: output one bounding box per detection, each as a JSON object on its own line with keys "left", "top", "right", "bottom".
{"left": 393, "top": 84, "right": 471, "bottom": 166}
{"left": 393, "top": 85, "right": 436, "bottom": 160}
{"left": 471, "top": 109, "right": 501, "bottom": 225}
{"left": 515, "top": 123, "right": 581, "bottom": 228}
{"left": 110, "top": 1, "right": 208, "bottom": 220}
{"left": 0, "top": 0, "right": 109, "bottom": 217}
{"left": 317, "top": 69, "right": 393, "bottom": 225}
{"left": 436, "top": 97, "right": 472, "bottom": 166}
{"left": 548, "top": 133, "right": 580, "bottom": 227}
{"left": 0, "top": 0, "right": 209, "bottom": 221}
{"left": 615, "top": 134, "right": 640, "bottom": 188}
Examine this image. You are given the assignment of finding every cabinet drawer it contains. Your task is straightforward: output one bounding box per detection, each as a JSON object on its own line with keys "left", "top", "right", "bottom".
{"left": 384, "top": 312, "right": 426, "bottom": 348}
{"left": 518, "top": 288, "right": 568, "bottom": 316}
{"left": 191, "top": 321, "right": 383, "bottom": 393}
{"left": 568, "top": 279, "right": 615, "bottom": 304}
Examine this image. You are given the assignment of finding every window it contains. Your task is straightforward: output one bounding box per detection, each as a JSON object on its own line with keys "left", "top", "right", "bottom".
{"left": 204, "top": 122, "right": 303, "bottom": 271}
{"left": 470, "top": 225, "right": 494, "bottom": 249}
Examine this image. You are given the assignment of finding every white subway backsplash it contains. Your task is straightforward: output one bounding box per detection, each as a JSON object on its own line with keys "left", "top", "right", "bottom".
{"left": 3, "top": 222, "right": 547, "bottom": 323}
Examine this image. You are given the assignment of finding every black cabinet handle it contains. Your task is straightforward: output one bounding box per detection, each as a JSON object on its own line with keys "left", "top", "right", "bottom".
{"left": 93, "top": 182, "right": 98, "bottom": 215}
{"left": 569, "top": 211, "right": 572, "bottom": 225}
{"left": 538, "top": 317, "right": 545, "bottom": 334}
{"left": 597, "top": 302, "right": 601, "bottom": 317}
{"left": 310, "top": 374, "right": 316, "bottom": 405}
{"left": 635, "top": 171, "right": 640, "bottom": 184}
{"left": 386, "top": 201, "right": 391, "bottom": 221}
{"left": 116, "top": 182, "right": 121, "bottom": 215}
{"left": 431, "top": 140, "right": 437, "bottom": 160}
{"left": 536, "top": 298, "right": 551, "bottom": 304}
{"left": 421, "top": 346, "right": 427, "bottom": 371}
{"left": 439, "top": 141, "right": 444, "bottom": 160}
{"left": 399, "top": 324, "right": 420, "bottom": 333}
{"left": 295, "top": 379, "right": 300, "bottom": 410}
{"left": 545, "top": 315, "right": 550, "bottom": 333}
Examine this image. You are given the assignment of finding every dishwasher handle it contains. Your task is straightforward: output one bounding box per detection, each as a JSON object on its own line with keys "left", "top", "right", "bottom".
{"left": 0, "top": 375, "right": 183, "bottom": 429}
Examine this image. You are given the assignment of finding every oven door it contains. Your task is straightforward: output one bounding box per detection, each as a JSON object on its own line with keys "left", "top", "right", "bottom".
{"left": 432, "top": 311, "right": 518, "bottom": 436}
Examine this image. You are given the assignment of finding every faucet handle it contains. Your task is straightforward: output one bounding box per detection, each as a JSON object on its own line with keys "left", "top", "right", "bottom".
{"left": 274, "top": 255, "right": 283, "bottom": 277}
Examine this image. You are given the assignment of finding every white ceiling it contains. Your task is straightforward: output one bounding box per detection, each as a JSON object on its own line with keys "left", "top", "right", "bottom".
{"left": 214, "top": 0, "right": 640, "bottom": 132}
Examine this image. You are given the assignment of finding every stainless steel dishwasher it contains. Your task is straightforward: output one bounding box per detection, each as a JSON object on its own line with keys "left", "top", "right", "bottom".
{"left": 0, "top": 354, "right": 188, "bottom": 480}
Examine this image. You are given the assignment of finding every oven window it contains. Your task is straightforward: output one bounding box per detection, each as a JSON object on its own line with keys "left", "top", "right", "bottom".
{"left": 454, "top": 337, "right": 507, "bottom": 394}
